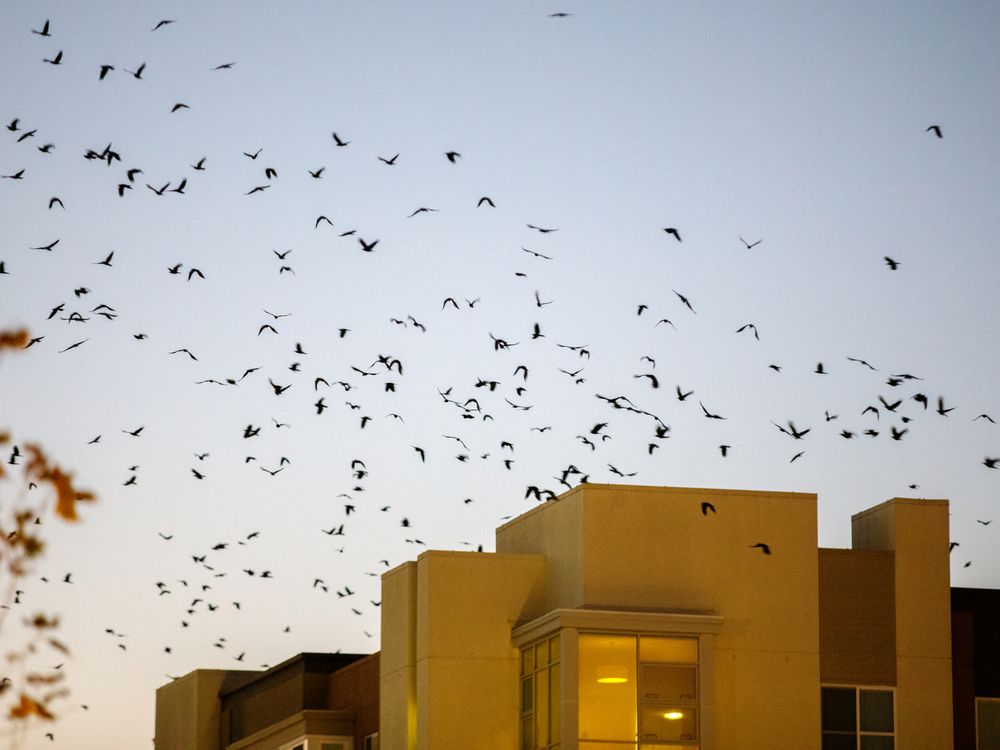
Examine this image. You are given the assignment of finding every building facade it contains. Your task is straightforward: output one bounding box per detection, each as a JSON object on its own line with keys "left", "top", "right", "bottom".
{"left": 155, "top": 484, "right": 1000, "bottom": 750}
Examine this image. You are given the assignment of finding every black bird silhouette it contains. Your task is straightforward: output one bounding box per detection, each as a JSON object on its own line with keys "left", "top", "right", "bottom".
{"left": 527, "top": 223, "right": 558, "bottom": 233}
{"left": 937, "top": 396, "right": 954, "bottom": 416}
{"left": 2, "top": 170, "right": 25, "bottom": 180}
{"left": 212, "top": 62, "right": 236, "bottom": 70}
{"left": 736, "top": 323, "right": 759, "bottom": 340}
{"left": 58, "top": 339, "right": 88, "bottom": 353}
{"left": 171, "top": 103, "right": 189, "bottom": 113}
{"left": 32, "top": 20, "right": 51, "bottom": 36}
{"left": 268, "top": 379, "right": 291, "bottom": 395}
{"left": 151, "top": 19, "right": 176, "bottom": 31}
{"left": 308, "top": 167, "right": 325, "bottom": 178}
{"left": 445, "top": 151, "right": 461, "bottom": 162}
{"left": 408, "top": 206, "right": 437, "bottom": 217}
{"left": 926, "top": 125, "right": 942, "bottom": 139}
{"left": 43, "top": 51, "right": 63, "bottom": 65}
{"left": 125, "top": 62, "right": 146, "bottom": 79}
{"left": 739, "top": 235, "right": 762, "bottom": 249}
{"left": 187, "top": 268, "right": 204, "bottom": 281}
{"left": 751, "top": 543, "right": 772, "bottom": 555}
{"left": 634, "top": 373, "right": 659, "bottom": 388}
{"left": 676, "top": 386, "right": 693, "bottom": 401}
{"left": 48, "top": 197, "right": 63, "bottom": 210}
{"left": 884, "top": 256, "right": 900, "bottom": 270}
{"left": 31, "top": 239, "right": 59, "bottom": 252}
{"left": 700, "top": 401, "right": 725, "bottom": 420}
{"left": 358, "top": 237, "right": 379, "bottom": 253}
{"left": 378, "top": 153, "right": 399, "bottom": 165}
{"left": 701, "top": 501, "right": 716, "bottom": 515}
{"left": 673, "top": 290, "right": 696, "bottom": 313}
{"left": 663, "top": 227, "right": 681, "bottom": 242}
{"left": 522, "top": 247, "right": 553, "bottom": 260}
{"left": 332, "top": 132, "right": 350, "bottom": 147}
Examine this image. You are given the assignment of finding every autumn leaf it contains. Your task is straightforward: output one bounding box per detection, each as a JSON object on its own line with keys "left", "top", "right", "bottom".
{"left": 9, "top": 693, "right": 54, "bottom": 720}
{"left": 0, "top": 329, "right": 28, "bottom": 351}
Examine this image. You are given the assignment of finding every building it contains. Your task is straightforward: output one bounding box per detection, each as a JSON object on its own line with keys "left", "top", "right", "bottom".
{"left": 155, "top": 484, "right": 1000, "bottom": 749}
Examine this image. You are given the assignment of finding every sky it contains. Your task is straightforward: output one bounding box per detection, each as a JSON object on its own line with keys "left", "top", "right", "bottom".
{"left": 1, "top": 1, "right": 999, "bottom": 747}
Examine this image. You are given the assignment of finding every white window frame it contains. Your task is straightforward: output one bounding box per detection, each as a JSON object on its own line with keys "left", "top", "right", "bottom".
{"left": 820, "top": 684, "right": 895, "bottom": 749}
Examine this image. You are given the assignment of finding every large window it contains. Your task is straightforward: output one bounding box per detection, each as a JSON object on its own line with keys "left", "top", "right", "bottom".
{"left": 980, "top": 698, "right": 1000, "bottom": 750}
{"left": 820, "top": 686, "right": 894, "bottom": 750}
{"left": 578, "top": 634, "right": 699, "bottom": 748}
{"left": 521, "top": 634, "right": 561, "bottom": 749}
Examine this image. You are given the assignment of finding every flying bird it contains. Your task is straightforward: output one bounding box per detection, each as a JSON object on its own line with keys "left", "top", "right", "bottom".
{"left": 926, "top": 125, "right": 942, "bottom": 139}
{"left": 662, "top": 227, "right": 681, "bottom": 242}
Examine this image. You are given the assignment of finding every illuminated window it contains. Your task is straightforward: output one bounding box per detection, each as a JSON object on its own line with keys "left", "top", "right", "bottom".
{"left": 979, "top": 698, "right": 1000, "bottom": 750}
{"left": 520, "top": 634, "right": 561, "bottom": 749}
{"left": 579, "top": 634, "right": 699, "bottom": 748}
{"left": 820, "top": 686, "right": 894, "bottom": 749}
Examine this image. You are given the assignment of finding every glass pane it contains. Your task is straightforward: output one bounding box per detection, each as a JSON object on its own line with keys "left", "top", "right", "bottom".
{"left": 822, "top": 687, "right": 856, "bottom": 731}
{"left": 639, "top": 705, "right": 697, "bottom": 742}
{"left": 549, "top": 663, "right": 561, "bottom": 742}
{"left": 536, "top": 669, "right": 549, "bottom": 747}
{"left": 822, "top": 734, "right": 857, "bottom": 750}
{"left": 522, "top": 646, "right": 535, "bottom": 675}
{"left": 641, "top": 665, "right": 697, "bottom": 702}
{"left": 860, "top": 690, "right": 894, "bottom": 732}
{"left": 521, "top": 715, "right": 534, "bottom": 750}
{"left": 537, "top": 639, "right": 549, "bottom": 667}
{"left": 640, "top": 636, "right": 698, "bottom": 665}
{"left": 860, "top": 736, "right": 894, "bottom": 750}
{"left": 979, "top": 699, "right": 1000, "bottom": 750}
{"left": 579, "top": 634, "right": 637, "bottom": 741}
{"left": 550, "top": 634, "right": 560, "bottom": 663}
{"left": 522, "top": 675, "right": 534, "bottom": 712}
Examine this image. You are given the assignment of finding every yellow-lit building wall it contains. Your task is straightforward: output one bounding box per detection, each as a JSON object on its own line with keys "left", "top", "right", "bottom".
{"left": 852, "top": 498, "right": 953, "bottom": 749}
{"left": 379, "top": 484, "right": 954, "bottom": 750}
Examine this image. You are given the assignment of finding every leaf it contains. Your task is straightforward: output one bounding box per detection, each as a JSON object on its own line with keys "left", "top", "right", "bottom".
{"left": 9, "top": 693, "right": 54, "bottom": 720}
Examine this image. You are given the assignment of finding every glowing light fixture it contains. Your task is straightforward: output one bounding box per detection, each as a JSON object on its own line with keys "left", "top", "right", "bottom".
{"left": 596, "top": 665, "right": 628, "bottom": 684}
{"left": 664, "top": 711, "right": 684, "bottom": 720}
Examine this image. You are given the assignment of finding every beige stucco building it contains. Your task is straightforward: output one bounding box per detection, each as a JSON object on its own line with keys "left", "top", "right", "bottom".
{"left": 158, "top": 483, "right": 996, "bottom": 750}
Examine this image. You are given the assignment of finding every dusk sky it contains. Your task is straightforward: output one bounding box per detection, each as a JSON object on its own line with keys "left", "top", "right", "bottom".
{"left": 2, "top": 2, "right": 999, "bottom": 747}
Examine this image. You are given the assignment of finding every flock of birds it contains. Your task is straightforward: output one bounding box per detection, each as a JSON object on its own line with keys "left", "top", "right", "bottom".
{"left": 0, "top": 11, "right": 997, "bottom": 745}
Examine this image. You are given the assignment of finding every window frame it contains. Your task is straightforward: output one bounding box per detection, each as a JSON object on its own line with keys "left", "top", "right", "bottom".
{"left": 520, "top": 633, "right": 562, "bottom": 750}
{"left": 512, "top": 608, "right": 722, "bottom": 750}
{"left": 820, "top": 684, "right": 895, "bottom": 749}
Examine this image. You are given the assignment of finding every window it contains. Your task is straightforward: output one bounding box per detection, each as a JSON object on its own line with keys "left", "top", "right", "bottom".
{"left": 979, "top": 698, "right": 1000, "bottom": 750}
{"left": 520, "top": 634, "right": 561, "bottom": 749}
{"left": 579, "top": 634, "right": 699, "bottom": 748}
{"left": 821, "top": 686, "right": 894, "bottom": 749}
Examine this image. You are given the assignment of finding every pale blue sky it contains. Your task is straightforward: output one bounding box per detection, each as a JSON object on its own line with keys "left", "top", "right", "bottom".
{"left": 2, "top": 2, "right": 999, "bottom": 747}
